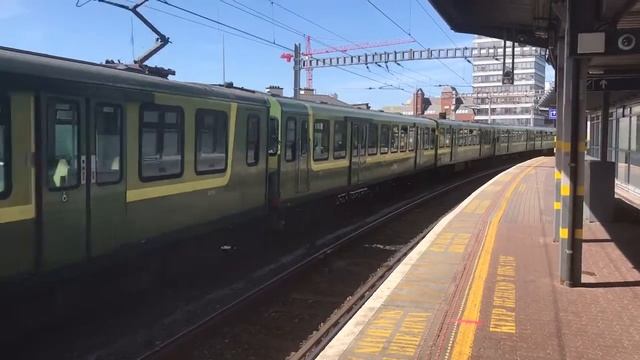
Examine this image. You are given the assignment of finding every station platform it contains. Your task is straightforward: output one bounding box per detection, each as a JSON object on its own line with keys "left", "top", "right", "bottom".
{"left": 317, "top": 156, "right": 640, "bottom": 360}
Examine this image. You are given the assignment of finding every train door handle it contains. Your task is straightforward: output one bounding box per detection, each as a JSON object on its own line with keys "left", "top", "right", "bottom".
{"left": 80, "top": 155, "right": 87, "bottom": 185}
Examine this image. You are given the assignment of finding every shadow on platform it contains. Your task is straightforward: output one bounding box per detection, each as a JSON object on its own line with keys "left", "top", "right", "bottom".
{"left": 579, "top": 198, "right": 640, "bottom": 288}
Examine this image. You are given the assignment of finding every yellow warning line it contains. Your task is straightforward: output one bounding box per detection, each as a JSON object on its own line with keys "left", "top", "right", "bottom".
{"left": 450, "top": 159, "right": 541, "bottom": 360}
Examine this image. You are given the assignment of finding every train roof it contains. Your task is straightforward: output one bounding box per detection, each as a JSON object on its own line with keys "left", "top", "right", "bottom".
{"left": 0, "top": 47, "right": 556, "bottom": 133}
{"left": 0, "top": 46, "right": 268, "bottom": 105}
{"left": 275, "top": 96, "right": 438, "bottom": 125}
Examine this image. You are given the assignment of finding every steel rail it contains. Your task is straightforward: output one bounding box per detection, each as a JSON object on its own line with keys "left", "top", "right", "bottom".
{"left": 137, "top": 163, "right": 514, "bottom": 360}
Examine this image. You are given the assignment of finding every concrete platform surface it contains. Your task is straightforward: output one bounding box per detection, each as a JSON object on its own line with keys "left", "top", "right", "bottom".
{"left": 316, "top": 156, "right": 640, "bottom": 360}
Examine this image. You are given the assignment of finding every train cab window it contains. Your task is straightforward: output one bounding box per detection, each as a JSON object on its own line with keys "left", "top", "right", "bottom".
{"left": 246, "top": 114, "right": 260, "bottom": 166}
{"left": 95, "top": 104, "right": 123, "bottom": 184}
{"left": 391, "top": 125, "right": 399, "bottom": 153}
{"left": 140, "top": 105, "right": 184, "bottom": 181}
{"left": 48, "top": 101, "right": 80, "bottom": 189}
{"left": 285, "top": 117, "right": 296, "bottom": 162}
{"left": 408, "top": 126, "right": 415, "bottom": 151}
{"left": 380, "top": 125, "right": 390, "bottom": 154}
{"left": 313, "top": 119, "right": 330, "bottom": 161}
{"left": 268, "top": 117, "right": 279, "bottom": 156}
{"left": 399, "top": 126, "right": 408, "bottom": 152}
{"left": 196, "top": 109, "right": 228, "bottom": 174}
{"left": 0, "top": 96, "right": 10, "bottom": 198}
{"left": 333, "top": 120, "right": 347, "bottom": 159}
{"left": 367, "top": 123, "right": 378, "bottom": 155}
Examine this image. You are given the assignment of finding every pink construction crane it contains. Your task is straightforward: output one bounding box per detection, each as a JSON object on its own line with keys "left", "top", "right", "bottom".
{"left": 281, "top": 36, "right": 416, "bottom": 89}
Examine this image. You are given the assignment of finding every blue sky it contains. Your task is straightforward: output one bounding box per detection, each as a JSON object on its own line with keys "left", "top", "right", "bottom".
{"left": 0, "top": 0, "right": 544, "bottom": 108}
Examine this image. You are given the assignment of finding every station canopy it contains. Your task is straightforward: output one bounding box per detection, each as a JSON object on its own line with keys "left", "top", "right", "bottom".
{"left": 427, "top": 0, "right": 640, "bottom": 49}
{"left": 427, "top": 0, "right": 640, "bottom": 109}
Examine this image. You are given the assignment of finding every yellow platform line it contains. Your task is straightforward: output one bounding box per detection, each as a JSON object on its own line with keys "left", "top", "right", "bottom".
{"left": 450, "top": 159, "right": 541, "bottom": 360}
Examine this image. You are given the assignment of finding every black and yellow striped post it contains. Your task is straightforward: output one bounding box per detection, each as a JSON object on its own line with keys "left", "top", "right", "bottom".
{"left": 553, "top": 35, "right": 565, "bottom": 244}
{"left": 558, "top": 0, "right": 587, "bottom": 286}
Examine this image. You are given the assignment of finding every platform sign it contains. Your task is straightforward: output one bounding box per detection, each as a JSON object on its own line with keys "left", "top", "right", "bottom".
{"left": 549, "top": 107, "right": 557, "bottom": 120}
{"left": 586, "top": 76, "right": 640, "bottom": 91}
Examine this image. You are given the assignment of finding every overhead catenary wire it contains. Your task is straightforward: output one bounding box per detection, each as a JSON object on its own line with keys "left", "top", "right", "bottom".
{"left": 156, "top": 0, "right": 294, "bottom": 51}
{"left": 336, "top": 67, "right": 410, "bottom": 93}
{"left": 87, "top": 0, "right": 411, "bottom": 93}
{"left": 221, "top": 0, "right": 305, "bottom": 38}
{"left": 223, "top": 0, "right": 409, "bottom": 91}
{"left": 269, "top": 0, "right": 361, "bottom": 49}
{"left": 365, "top": 0, "right": 470, "bottom": 85}
{"left": 111, "top": 0, "right": 293, "bottom": 52}
{"left": 265, "top": 2, "right": 436, "bottom": 88}
{"left": 413, "top": 0, "right": 472, "bottom": 65}
{"left": 413, "top": 0, "right": 458, "bottom": 48}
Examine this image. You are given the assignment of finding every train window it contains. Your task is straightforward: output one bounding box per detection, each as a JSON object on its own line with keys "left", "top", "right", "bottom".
{"left": 430, "top": 128, "right": 436, "bottom": 149}
{"left": 430, "top": 129, "right": 434, "bottom": 148}
{"left": 313, "top": 120, "right": 330, "bottom": 161}
{"left": 445, "top": 128, "right": 452, "bottom": 148}
{"left": 285, "top": 117, "right": 296, "bottom": 162}
{"left": 333, "top": 120, "right": 347, "bottom": 159}
{"left": 95, "top": 104, "right": 123, "bottom": 184}
{"left": 438, "top": 128, "right": 444, "bottom": 148}
{"left": 391, "top": 125, "right": 399, "bottom": 153}
{"left": 301, "top": 120, "right": 309, "bottom": 156}
{"left": 195, "top": 109, "right": 228, "bottom": 174}
{"left": 246, "top": 114, "right": 260, "bottom": 166}
{"left": 351, "top": 123, "right": 367, "bottom": 156}
{"left": 421, "top": 128, "right": 428, "bottom": 150}
{"left": 408, "top": 126, "right": 415, "bottom": 151}
{"left": 399, "top": 126, "right": 408, "bottom": 152}
{"left": 422, "top": 128, "right": 427, "bottom": 149}
{"left": 359, "top": 124, "right": 367, "bottom": 156}
{"left": 0, "top": 96, "right": 10, "bottom": 198}
{"left": 48, "top": 100, "right": 80, "bottom": 189}
{"left": 380, "top": 125, "right": 390, "bottom": 154}
{"left": 367, "top": 123, "right": 378, "bottom": 155}
{"left": 140, "top": 104, "right": 184, "bottom": 181}
{"left": 268, "top": 117, "right": 279, "bottom": 156}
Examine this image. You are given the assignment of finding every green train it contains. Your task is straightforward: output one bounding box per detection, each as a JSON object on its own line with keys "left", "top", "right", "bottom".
{"left": 0, "top": 47, "right": 555, "bottom": 281}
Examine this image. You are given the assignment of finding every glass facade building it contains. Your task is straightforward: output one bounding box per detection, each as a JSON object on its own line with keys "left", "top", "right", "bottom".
{"left": 472, "top": 36, "right": 546, "bottom": 126}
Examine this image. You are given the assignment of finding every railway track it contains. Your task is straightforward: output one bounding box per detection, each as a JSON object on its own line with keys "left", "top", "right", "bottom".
{"left": 137, "top": 163, "right": 515, "bottom": 360}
